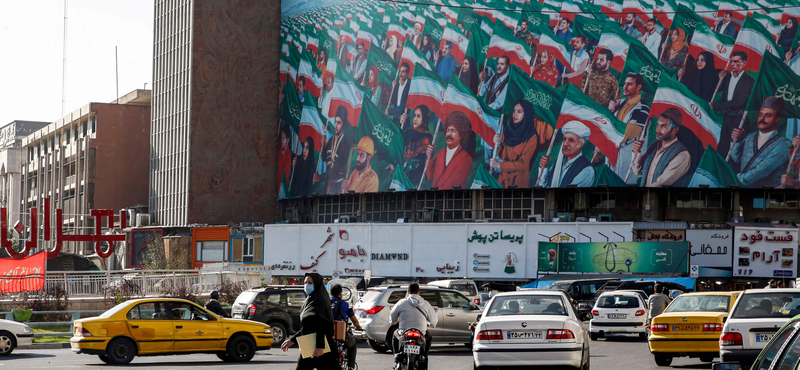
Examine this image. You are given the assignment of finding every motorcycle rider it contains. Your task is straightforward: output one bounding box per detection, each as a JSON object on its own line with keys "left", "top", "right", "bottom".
{"left": 330, "top": 284, "right": 362, "bottom": 370}
{"left": 205, "top": 290, "right": 229, "bottom": 317}
{"left": 389, "top": 283, "right": 438, "bottom": 368}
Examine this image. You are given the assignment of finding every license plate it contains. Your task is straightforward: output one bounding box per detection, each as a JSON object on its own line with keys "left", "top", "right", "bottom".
{"left": 506, "top": 330, "right": 543, "bottom": 339}
{"left": 404, "top": 344, "right": 421, "bottom": 354}
{"left": 756, "top": 334, "right": 772, "bottom": 342}
{"left": 232, "top": 313, "right": 242, "bottom": 319}
{"left": 608, "top": 314, "right": 626, "bottom": 319}
{"left": 672, "top": 325, "right": 700, "bottom": 331}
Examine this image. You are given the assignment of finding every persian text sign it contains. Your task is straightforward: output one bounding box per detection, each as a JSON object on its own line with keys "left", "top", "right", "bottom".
{"left": 0, "top": 252, "right": 45, "bottom": 293}
{"left": 538, "top": 241, "right": 689, "bottom": 273}
{"left": 733, "top": 227, "right": 797, "bottom": 278}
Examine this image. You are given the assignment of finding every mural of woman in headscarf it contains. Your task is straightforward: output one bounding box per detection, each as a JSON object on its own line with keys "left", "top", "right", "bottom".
{"left": 386, "top": 35, "right": 400, "bottom": 61}
{"left": 290, "top": 137, "right": 316, "bottom": 198}
{"left": 661, "top": 28, "right": 689, "bottom": 69}
{"left": 490, "top": 99, "right": 554, "bottom": 188}
{"left": 531, "top": 50, "right": 559, "bottom": 87}
{"left": 459, "top": 56, "right": 480, "bottom": 95}
{"left": 366, "top": 66, "right": 383, "bottom": 107}
{"left": 779, "top": 18, "right": 798, "bottom": 51}
{"left": 400, "top": 105, "right": 434, "bottom": 185}
{"left": 678, "top": 51, "right": 720, "bottom": 102}
{"left": 420, "top": 34, "right": 435, "bottom": 62}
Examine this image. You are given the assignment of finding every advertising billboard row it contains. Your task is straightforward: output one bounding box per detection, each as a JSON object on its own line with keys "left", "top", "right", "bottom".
{"left": 278, "top": 0, "right": 800, "bottom": 198}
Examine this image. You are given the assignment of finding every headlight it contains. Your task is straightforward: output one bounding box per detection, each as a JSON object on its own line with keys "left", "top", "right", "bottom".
{"left": 264, "top": 328, "right": 272, "bottom": 334}
{"left": 23, "top": 326, "right": 32, "bottom": 333}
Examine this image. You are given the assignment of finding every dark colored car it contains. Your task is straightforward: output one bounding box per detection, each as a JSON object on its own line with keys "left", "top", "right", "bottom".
{"left": 548, "top": 278, "right": 621, "bottom": 320}
{"left": 231, "top": 286, "right": 307, "bottom": 345}
{"left": 712, "top": 314, "right": 800, "bottom": 370}
{"left": 597, "top": 280, "right": 688, "bottom": 297}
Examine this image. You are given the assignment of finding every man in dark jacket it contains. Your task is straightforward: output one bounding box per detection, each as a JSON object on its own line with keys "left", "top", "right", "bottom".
{"left": 205, "top": 290, "right": 229, "bottom": 317}
{"left": 711, "top": 51, "right": 755, "bottom": 160}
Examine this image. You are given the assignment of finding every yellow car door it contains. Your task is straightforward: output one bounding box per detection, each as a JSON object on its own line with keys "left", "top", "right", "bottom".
{"left": 125, "top": 302, "right": 174, "bottom": 354}
{"left": 168, "top": 301, "right": 224, "bottom": 351}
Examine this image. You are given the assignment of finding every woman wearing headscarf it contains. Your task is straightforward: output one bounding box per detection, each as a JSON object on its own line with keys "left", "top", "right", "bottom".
{"left": 366, "top": 66, "right": 383, "bottom": 106}
{"left": 661, "top": 28, "right": 689, "bottom": 69}
{"left": 289, "top": 137, "right": 316, "bottom": 198}
{"left": 400, "top": 105, "right": 434, "bottom": 185}
{"left": 459, "top": 56, "right": 480, "bottom": 94}
{"left": 490, "top": 99, "right": 554, "bottom": 188}
{"left": 386, "top": 36, "right": 399, "bottom": 61}
{"left": 281, "top": 273, "right": 337, "bottom": 369}
{"left": 420, "top": 34, "right": 435, "bottom": 62}
{"left": 779, "top": 18, "right": 798, "bottom": 51}
{"left": 531, "top": 50, "right": 559, "bottom": 87}
{"left": 678, "top": 51, "right": 720, "bottom": 102}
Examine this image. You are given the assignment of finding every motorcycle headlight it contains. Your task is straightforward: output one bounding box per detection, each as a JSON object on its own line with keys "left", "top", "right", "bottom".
{"left": 264, "top": 328, "right": 272, "bottom": 334}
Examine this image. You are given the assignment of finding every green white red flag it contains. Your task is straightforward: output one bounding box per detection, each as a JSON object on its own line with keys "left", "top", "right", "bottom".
{"left": 298, "top": 50, "right": 323, "bottom": 97}
{"left": 596, "top": 20, "right": 638, "bottom": 71}
{"left": 326, "top": 64, "right": 365, "bottom": 126}
{"left": 650, "top": 74, "right": 724, "bottom": 150}
{"left": 536, "top": 31, "right": 573, "bottom": 72}
{"left": 687, "top": 22, "right": 736, "bottom": 69}
{"left": 488, "top": 24, "right": 533, "bottom": 74}
{"left": 407, "top": 63, "right": 448, "bottom": 121}
{"left": 555, "top": 85, "right": 627, "bottom": 166}
{"left": 399, "top": 39, "right": 432, "bottom": 77}
{"left": 440, "top": 75, "right": 502, "bottom": 145}
{"left": 440, "top": 23, "right": 470, "bottom": 63}
{"left": 729, "top": 16, "right": 782, "bottom": 73}
{"left": 299, "top": 93, "right": 327, "bottom": 152}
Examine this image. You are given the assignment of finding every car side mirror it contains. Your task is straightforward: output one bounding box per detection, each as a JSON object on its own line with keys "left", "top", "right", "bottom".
{"left": 712, "top": 363, "right": 742, "bottom": 370}
{"left": 476, "top": 313, "right": 482, "bottom": 321}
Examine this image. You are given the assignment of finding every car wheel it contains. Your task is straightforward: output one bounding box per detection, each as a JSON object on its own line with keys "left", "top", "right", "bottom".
{"left": 106, "top": 338, "right": 136, "bottom": 365}
{"left": 98, "top": 355, "right": 111, "bottom": 364}
{"left": 473, "top": 361, "right": 487, "bottom": 370}
{"left": 268, "top": 322, "right": 287, "bottom": 346}
{"left": 0, "top": 331, "right": 15, "bottom": 356}
{"left": 590, "top": 332, "right": 598, "bottom": 341}
{"left": 226, "top": 335, "right": 256, "bottom": 362}
{"left": 654, "top": 354, "right": 673, "bottom": 367}
{"left": 368, "top": 339, "right": 390, "bottom": 353}
{"left": 700, "top": 355, "right": 714, "bottom": 362}
{"left": 216, "top": 352, "right": 232, "bottom": 362}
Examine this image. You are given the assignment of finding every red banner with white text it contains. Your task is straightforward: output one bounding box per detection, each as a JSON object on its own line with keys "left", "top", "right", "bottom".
{"left": 0, "top": 252, "right": 46, "bottom": 293}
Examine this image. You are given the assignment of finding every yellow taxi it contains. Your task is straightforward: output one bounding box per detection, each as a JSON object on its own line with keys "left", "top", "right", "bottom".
{"left": 70, "top": 298, "right": 273, "bottom": 364}
{"left": 648, "top": 291, "right": 740, "bottom": 366}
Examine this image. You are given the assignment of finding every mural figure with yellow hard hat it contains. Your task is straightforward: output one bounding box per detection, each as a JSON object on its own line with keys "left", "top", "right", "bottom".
{"left": 342, "top": 137, "right": 380, "bottom": 193}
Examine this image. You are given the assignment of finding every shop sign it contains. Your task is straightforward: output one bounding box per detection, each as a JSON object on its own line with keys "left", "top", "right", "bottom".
{"left": 538, "top": 241, "right": 689, "bottom": 274}
{"left": 733, "top": 227, "right": 797, "bottom": 278}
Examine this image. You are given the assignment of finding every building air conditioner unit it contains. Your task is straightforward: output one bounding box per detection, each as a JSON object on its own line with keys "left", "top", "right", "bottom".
{"left": 574, "top": 193, "right": 587, "bottom": 210}
{"left": 528, "top": 215, "right": 542, "bottom": 222}
{"left": 136, "top": 214, "right": 151, "bottom": 227}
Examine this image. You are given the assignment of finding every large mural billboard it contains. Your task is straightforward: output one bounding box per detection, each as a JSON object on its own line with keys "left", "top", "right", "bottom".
{"left": 278, "top": 0, "right": 800, "bottom": 198}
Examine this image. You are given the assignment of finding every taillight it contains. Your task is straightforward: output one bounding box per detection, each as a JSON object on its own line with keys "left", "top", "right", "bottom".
{"left": 405, "top": 330, "right": 422, "bottom": 339}
{"left": 248, "top": 304, "right": 257, "bottom": 318}
{"left": 363, "top": 306, "right": 384, "bottom": 315}
{"left": 546, "top": 329, "right": 575, "bottom": 340}
{"left": 591, "top": 310, "right": 599, "bottom": 316}
{"left": 720, "top": 332, "right": 743, "bottom": 346}
{"left": 635, "top": 310, "right": 645, "bottom": 317}
{"left": 703, "top": 323, "right": 723, "bottom": 332}
{"left": 476, "top": 330, "right": 503, "bottom": 340}
{"left": 474, "top": 298, "right": 480, "bottom": 305}
{"left": 75, "top": 327, "right": 92, "bottom": 337}
{"left": 651, "top": 324, "right": 668, "bottom": 332}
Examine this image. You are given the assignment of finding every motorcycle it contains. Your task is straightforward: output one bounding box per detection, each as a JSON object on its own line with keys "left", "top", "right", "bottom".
{"left": 394, "top": 328, "right": 427, "bottom": 370}
{"left": 337, "top": 327, "right": 357, "bottom": 370}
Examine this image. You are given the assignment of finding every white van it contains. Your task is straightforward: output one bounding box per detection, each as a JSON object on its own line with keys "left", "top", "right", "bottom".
{"left": 427, "top": 279, "right": 479, "bottom": 303}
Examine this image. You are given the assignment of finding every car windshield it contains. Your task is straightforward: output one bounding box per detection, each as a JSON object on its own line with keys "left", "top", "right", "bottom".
{"left": 731, "top": 293, "right": 800, "bottom": 319}
{"left": 550, "top": 283, "right": 571, "bottom": 291}
{"left": 486, "top": 295, "right": 567, "bottom": 316}
{"left": 597, "top": 296, "right": 639, "bottom": 308}
{"left": 450, "top": 283, "right": 477, "bottom": 297}
{"left": 100, "top": 300, "right": 137, "bottom": 318}
{"left": 664, "top": 295, "right": 731, "bottom": 313}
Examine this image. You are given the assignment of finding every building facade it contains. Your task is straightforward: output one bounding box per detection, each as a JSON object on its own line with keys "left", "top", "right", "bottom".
{"left": 149, "top": 0, "right": 283, "bottom": 226}
{"left": 0, "top": 121, "right": 50, "bottom": 221}
{"left": 20, "top": 89, "right": 151, "bottom": 255}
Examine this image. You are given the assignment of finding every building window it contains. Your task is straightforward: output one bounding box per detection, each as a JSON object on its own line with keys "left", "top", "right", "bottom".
{"left": 196, "top": 241, "right": 226, "bottom": 262}
{"left": 483, "top": 189, "right": 531, "bottom": 220}
{"left": 677, "top": 192, "right": 723, "bottom": 209}
{"left": 317, "top": 194, "right": 359, "bottom": 223}
{"left": 591, "top": 192, "right": 616, "bottom": 209}
{"left": 231, "top": 236, "right": 263, "bottom": 264}
{"left": 417, "top": 190, "right": 472, "bottom": 221}
{"left": 364, "top": 193, "right": 413, "bottom": 222}
{"left": 766, "top": 193, "right": 799, "bottom": 209}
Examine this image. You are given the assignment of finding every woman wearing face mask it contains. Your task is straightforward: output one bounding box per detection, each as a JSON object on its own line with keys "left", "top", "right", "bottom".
{"left": 281, "top": 273, "right": 337, "bottom": 369}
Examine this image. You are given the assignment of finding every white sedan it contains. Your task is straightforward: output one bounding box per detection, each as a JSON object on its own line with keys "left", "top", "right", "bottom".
{"left": 472, "top": 290, "right": 590, "bottom": 369}
{"left": 0, "top": 318, "right": 34, "bottom": 355}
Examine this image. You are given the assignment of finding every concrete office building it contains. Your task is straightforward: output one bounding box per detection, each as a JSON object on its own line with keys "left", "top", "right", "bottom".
{"left": 21, "top": 89, "right": 151, "bottom": 255}
{"left": 149, "top": 0, "right": 282, "bottom": 226}
{"left": 0, "top": 121, "right": 50, "bottom": 221}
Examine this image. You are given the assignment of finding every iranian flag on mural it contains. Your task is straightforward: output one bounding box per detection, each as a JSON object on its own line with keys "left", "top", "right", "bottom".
{"left": 747, "top": 53, "right": 800, "bottom": 117}
{"left": 687, "top": 22, "right": 736, "bottom": 68}
{"left": 387, "top": 21, "right": 406, "bottom": 46}
{"left": 595, "top": 0, "right": 624, "bottom": 19}
{"left": 653, "top": 0, "right": 679, "bottom": 28}
{"left": 280, "top": 49, "right": 300, "bottom": 86}
{"left": 306, "top": 34, "right": 320, "bottom": 54}
{"left": 782, "top": 0, "right": 800, "bottom": 24}
{"left": 440, "top": 75, "right": 501, "bottom": 145}
{"left": 717, "top": 0, "right": 747, "bottom": 28}
{"left": 503, "top": 66, "right": 566, "bottom": 127}
{"left": 407, "top": 63, "right": 448, "bottom": 120}
{"left": 555, "top": 85, "right": 627, "bottom": 166}
{"left": 440, "top": 23, "right": 470, "bottom": 63}
{"left": 650, "top": 75, "right": 724, "bottom": 150}
{"left": 441, "top": 5, "right": 458, "bottom": 25}
{"left": 537, "top": 31, "right": 573, "bottom": 72}
{"left": 338, "top": 25, "right": 356, "bottom": 46}
{"left": 729, "top": 17, "right": 782, "bottom": 72}
{"left": 622, "top": 0, "right": 649, "bottom": 32}
{"left": 559, "top": 0, "right": 583, "bottom": 22}
{"left": 298, "top": 50, "right": 323, "bottom": 98}
{"left": 356, "top": 28, "right": 377, "bottom": 51}
{"left": 693, "top": 0, "right": 718, "bottom": 27}
{"left": 596, "top": 20, "right": 638, "bottom": 71}
{"left": 299, "top": 94, "right": 327, "bottom": 152}
{"left": 496, "top": 9, "right": 520, "bottom": 30}
{"left": 399, "top": 39, "right": 432, "bottom": 77}
{"left": 488, "top": 25, "right": 533, "bottom": 73}
{"left": 326, "top": 64, "right": 365, "bottom": 125}
{"left": 688, "top": 147, "right": 741, "bottom": 187}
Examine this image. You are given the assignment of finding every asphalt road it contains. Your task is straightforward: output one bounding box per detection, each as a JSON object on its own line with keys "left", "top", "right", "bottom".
{"left": 4, "top": 334, "right": 724, "bottom": 369}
